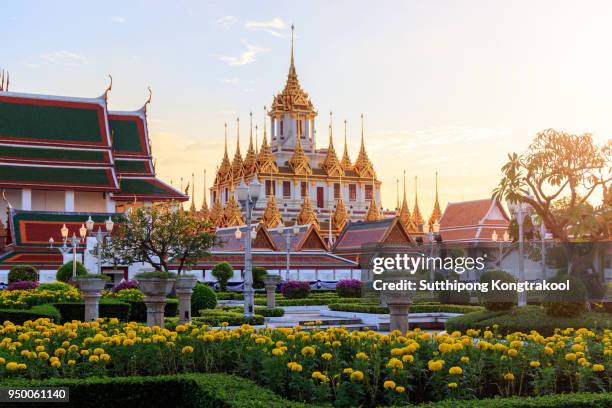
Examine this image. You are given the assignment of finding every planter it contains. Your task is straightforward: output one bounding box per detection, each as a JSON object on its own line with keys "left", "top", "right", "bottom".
{"left": 175, "top": 275, "right": 198, "bottom": 324}
{"left": 381, "top": 274, "right": 415, "bottom": 334}
{"left": 263, "top": 275, "right": 281, "bottom": 308}
{"left": 137, "top": 278, "right": 176, "bottom": 327}
{"left": 77, "top": 277, "right": 106, "bottom": 322}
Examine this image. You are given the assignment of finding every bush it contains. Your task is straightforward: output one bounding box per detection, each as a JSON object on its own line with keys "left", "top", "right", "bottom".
{"left": 336, "top": 279, "right": 362, "bottom": 298}
{"left": 1, "top": 373, "right": 315, "bottom": 408}
{"left": 0, "top": 304, "right": 61, "bottom": 324}
{"left": 112, "top": 279, "right": 139, "bottom": 292}
{"left": 8, "top": 265, "right": 39, "bottom": 283}
{"left": 56, "top": 261, "right": 88, "bottom": 282}
{"left": 543, "top": 274, "right": 587, "bottom": 317}
{"left": 212, "top": 262, "right": 233, "bottom": 291}
{"left": 434, "top": 272, "right": 471, "bottom": 305}
{"left": 280, "top": 280, "right": 311, "bottom": 299}
{"left": 328, "top": 302, "right": 484, "bottom": 314}
{"left": 411, "top": 392, "right": 612, "bottom": 408}
{"left": 220, "top": 306, "right": 285, "bottom": 317}
{"left": 214, "top": 291, "right": 243, "bottom": 301}
{"left": 479, "top": 270, "right": 518, "bottom": 311}
{"left": 7, "top": 280, "right": 39, "bottom": 291}
{"left": 37, "top": 282, "right": 73, "bottom": 292}
{"left": 192, "top": 283, "right": 217, "bottom": 313}
{"left": 103, "top": 288, "right": 144, "bottom": 302}
{"left": 168, "top": 310, "right": 265, "bottom": 327}
{"left": 52, "top": 299, "right": 131, "bottom": 323}
{"left": 126, "top": 299, "right": 178, "bottom": 322}
{"left": 252, "top": 266, "right": 267, "bottom": 289}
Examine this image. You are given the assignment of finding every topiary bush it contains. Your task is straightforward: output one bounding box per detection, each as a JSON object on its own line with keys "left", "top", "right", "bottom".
{"left": 543, "top": 274, "right": 587, "bottom": 317}
{"left": 336, "top": 279, "right": 362, "bottom": 298}
{"left": 479, "top": 270, "right": 518, "bottom": 311}
{"left": 212, "top": 262, "right": 233, "bottom": 291}
{"left": 8, "top": 265, "right": 39, "bottom": 284}
{"left": 280, "top": 280, "right": 311, "bottom": 299}
{"left": 434, "top": 272, "right": 471, "bottom": 305}
{"left": 192, "top": 283, "right": 217, "bottom": 313}
{"left": 252, "top": 267, "right": 267, "bottom": 289}
{"left": 56, "top": 261, "right": 88, "bottom": 282}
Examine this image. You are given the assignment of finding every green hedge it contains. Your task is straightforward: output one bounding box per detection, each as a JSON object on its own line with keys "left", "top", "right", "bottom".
{"left": 219, "top": 306, "right": 285, "bottom": 317}
{"left": 445, "top": 305, "right": 612, "bottom": 336}
{"left": 0, "top": 304, "right": 61, "bottom": 324}
{"left": 402, "top": 392, "right": 612, "bottom": 408}
{"left": 328, "top": 303, "right": 484, "bottom": 314}
{"left": 126, "top": 299, "right": 178, "bottom": 322}
{"left": 1, "top": 373, "right": 318, "bottom": 408}
{"left": 53, "top": 299, "right": 131, "bottom": 323}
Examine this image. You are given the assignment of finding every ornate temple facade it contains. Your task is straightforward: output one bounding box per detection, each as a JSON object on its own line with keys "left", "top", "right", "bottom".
{"left": 210, "top": 29, "right": 391, "bottom": 237}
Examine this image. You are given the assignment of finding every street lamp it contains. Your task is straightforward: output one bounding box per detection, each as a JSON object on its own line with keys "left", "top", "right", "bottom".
{"left": 506, "top": 198, "right": 532, "bottom": 306}
{"left": 235, "top": 178, "right": 262, "bottom": 317}
{"left": 86, "top": 216, "right": 115, "bottom": 275}
{"left": 531, "top": 214, "right": 548, "bottom": 279}
{"left": 276, "top": 223, "right": 301, "bottom": 281}
{"left": 422, "top": 220, "right": 440, "bottom": 292}
{"left": 50, "top": 224, "right": 82, "bottom": 280}
{"left": 491, "top": 229, "right": 511, "bottom": 269}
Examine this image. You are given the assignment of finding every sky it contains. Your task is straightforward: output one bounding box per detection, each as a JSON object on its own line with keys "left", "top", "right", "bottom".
{"left": 2, "top": 1, "right": 611, "bottom": 215}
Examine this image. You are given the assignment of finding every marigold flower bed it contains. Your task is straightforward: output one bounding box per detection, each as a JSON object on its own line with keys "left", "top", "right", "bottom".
{"left": 0, "top": 318, "right": 610, "bottom": 406}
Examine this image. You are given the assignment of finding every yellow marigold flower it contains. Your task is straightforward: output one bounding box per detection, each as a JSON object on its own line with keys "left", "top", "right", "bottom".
{"left": 510, "top": 340, "right": 522, "bottom": 349}
{"left": 448, "top": 382, "right": 458, "bottom": 388}
{"left": 93, "top": 347, "right": 105, "bottom": 356}
{"left": 100, "top": 353, "right": 111, "bottom": 362}
{"left": 530, "top": 361, "right": 541, "bottom": 368}
{"left": 592, "top": 364, "right": 605, "bottom": 372}
{"left": 38, "top": 352, "right": 50, "bottom": 360}
{"left": 291, "top": 363, "right": 302, "bottom": 372}
{"left": 387, "top": 358, "right": 404, "bottom": 370}
{"left": 35, "top": 345, "right": 45, "bottom": 352}
{"left": 420, "top": 333, "right": 431, "bottom": 341}
{"left": 395, "top": 386, "right": 405, "bottom": 393}
{"left": 51, "top": 360, "right": 61, "bottom": 368}
{"left": 427, "top": 359, "right": 444, "bottom": 372}
{"left": 301, "top": 346, "right": 316, "bottom": 357}
{"left": 571, "top": 344, "right": 584, "bottom": 352}
{"left": 54, "top": 348, "right": 66, "bottom": 356}
{"left": 355, "top": 351, "right": 368, "bottom": 360}
{"left": 565, "top": 353, "right": 577, "bottom": 362}
{"left": 272, "top": 348, "right": 284, "bottom": 356}
{"left": 0, "top": 357, "right": 4, "bottom": 365}
{"left": 483, "top": 330, "right": 493, "bottom": 339}
{"left": 350, "top": 370, "right": 364, "bottom": 381}
{"left": 438, "top": 343, "right": 452, "bottom": 353}
{"left": 255, "top": 337, "right": 266, "bottom": 345}
{"left": 449, "top": 366, "right": 463, "bottom": 375}
{"left": 220, "top": 322, "right": 229, "bottom": 327}
{"left": 68, "top": 359, "right": 76, "bottom": 366}
{"left": 504, "top": 372, "right": 515, "bottom": 381}
{"left": 6, "top": 362, "right": 19, "bottom": 371}
{"left": 343, "top": 367, "right": 354, "bottom": 375}
{"left": 507, "top": 349, "right": 518, "bottom": 357}
{"left": 332, "top": 341, "right": 341, "bottom": 348}
{"left": 461, "top": 356, "right": 470, "bottom": 363}
{"left": 544, "top": 346, "right": 554, "bottom": 355}
{"left": 402, "top": 354, "right": 414, "bottom": 363}
{"left": 89, "top": 355, "right": 100, "bottom": 363}
{"left": 175, "top": 325, "right": 187, "bottom": 333}
{"left": 18, "top": 333, "right": 30, "bottom": 341}
{"left": 321, "top": 352, "right": 332, "bottom": 361}
{"left": 383, "top": 380, "right": 396, "bottom": 390}
{"left": 182, "top": 346, "right": 194, "bottom": 354}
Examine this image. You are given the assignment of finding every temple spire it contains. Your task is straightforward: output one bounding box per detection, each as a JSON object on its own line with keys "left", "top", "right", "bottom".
{"left": 189, "top": 172, "right": 196, "bottom": 212}
{"left": 201, "top": 169, "right": 209, "bottom": 213}
{"left": 398, "top": 170, "right": 414, "bottom": 232}
{"left": 340, "top": 119, "right": 352, "bottom": 170}
{"left": 411, "top": 175, "right": 424, "bottom": 229}
{"left": 288, "top": 122, "right": 312, "bottom": 175}
{"left": 290, "top": 24, "right": 295, "bottom": 74}
{"left": 243, "top": 111, "right": 258, "bottom": 179}
{"left": 231, "top": 117, "right": 244, "bottom": 180}
{"left": 353, "top": 113, "right": 375, "bottom": 178}
{"left": 396, "top": 177, "right": 400, "bottom": 211}
{"left": 428, "top": 171, "right": 442, "bottom": 226}
{"left": 321, "top": 111, "right": 343, "bottom": 176}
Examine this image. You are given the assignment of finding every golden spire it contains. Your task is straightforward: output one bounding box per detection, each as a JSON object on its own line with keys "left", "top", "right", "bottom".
{"left": 398, "top": 170, "right": 415, "bottom": 231}
{"left": 297, "top": 193, "right": 319, "bottom": 229}
{"left": 288, "top": 123, "right": 312, "bottom": 175}
{"left": 189, "top": 172, "right": 196, "bottom": 213}
{"left": 257, "top": 106, "right": 279, "bottom": 174}
{"left": 340, "top": 119, "right": 352, "bottom": 171}
{"left": 364, "top": 172, "right": 381, "bottom": 222}
{"left": 353, "top": 114, "right": 375, "bottom": 178}
{"left": 218, "top": 123, "right": 232, "bottom": 183}
{"left": 261, "top": 193, "right": 283, "bottom": 229}
{"left": 321, "top": 111, "right": 344, "bottom": 176}
{"left": 332, "top": 196, "right": 348, "bottom": 234}
{"left": 411, "top": 175, "right": 424, "bottom": 229}
{"left": 200, "top": 169, "right": 210, "bottom": 222}
{"left": 231, "top": 118, "right": 244, "bottom": 181}
{"left": 223, "top": 182, "right": 244, "bottom": 227}
{"left": 428, "top": 171, "right": 442, "bottom": 226}
{"left": 396, "top": 177, "right": 400, "bottom": 211}
{"left": 243, "top": 111, "right": 258, "bottom": 180}
{"left": 209, "top": 188, "right": 224, "bottom": 228}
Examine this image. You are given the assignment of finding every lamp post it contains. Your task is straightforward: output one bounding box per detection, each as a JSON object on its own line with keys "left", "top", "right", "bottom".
{"left": 422, "top": 220, "right": 440, "bottom": 292}
{"left": 276, "top": 223, "right": 301, "bottom": 280}
{"left": 531, "top": 214, "right": 549, "bottom": 280}
{"left": 85, "top": 216, "right": 115, "bottom": 275}
{"left": 236, "top": 178, "right": 262, "bottom": 317}
{"left": 49, "top": 223, "right": 86, "bottom": 280}
{"left": 491, "top": 230, "right": 511, "bottom": 270}
{"left": 507, "top": 199, "right": 532, "bottom": 306}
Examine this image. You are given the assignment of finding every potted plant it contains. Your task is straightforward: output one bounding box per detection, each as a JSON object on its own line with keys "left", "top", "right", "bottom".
{"left": 135, "top": 270, "right": 177, "bottom": 327}
{"left": 77, "top": 274, "right": 110, "bottom": 322}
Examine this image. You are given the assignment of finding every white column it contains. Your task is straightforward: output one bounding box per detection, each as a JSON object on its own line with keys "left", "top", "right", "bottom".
{"left": 105, "top": 195, "right": 115, "bottom": 213}
{"left": 64, "top": 190, "right": 74, "bottom": 212}
{"left": 22, "top": 189, "right": 32, "bottom": 211}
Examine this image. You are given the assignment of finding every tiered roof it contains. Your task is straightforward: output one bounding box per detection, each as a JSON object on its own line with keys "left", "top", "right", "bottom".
{"left": 439, "top": 198, "right": 510, "bottom": 243}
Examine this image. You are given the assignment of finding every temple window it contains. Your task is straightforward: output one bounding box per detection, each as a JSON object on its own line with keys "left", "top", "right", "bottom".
{"left": 280, "top": 120, "right": 284, "bottom": 136}
{"left": 349, "top": 184, "right": 357, "bottom": 201}
{"left": 212, "top": 191, "right": 216, "bottom": 203}
{"left": 365, "top": 185, "right": 373, "bottom": 200}
{"left": 265, "top": 180, "right": 276, "bottom": 196}
{"left": 224, "top": 188, "right": 229, "bottom": 202}
{"left": 334, "top": 183, "right": 341, "bottom": 199}
{"left": 300, "top": 181, "right": 308, "bottom": 197}
{"left": 283, "top": 181, "right": 291, "bottom": 198}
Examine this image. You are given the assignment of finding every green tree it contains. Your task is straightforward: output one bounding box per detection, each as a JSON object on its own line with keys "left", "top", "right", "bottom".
{"left": 102, "top": 203, "right": 219, "bottom": 274}
{"left": 212, "top": 262, "right": 234, "bottom": 291}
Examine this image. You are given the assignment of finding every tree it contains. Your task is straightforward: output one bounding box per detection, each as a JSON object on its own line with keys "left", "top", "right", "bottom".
{"left": 102, "top": 202, "right": 219, "bottom": 274}
{"left": 212, "top": 262, "right": 234, "bottom": 291}
{"left": 493, "top": 129, "right": 611, "bottom": 275}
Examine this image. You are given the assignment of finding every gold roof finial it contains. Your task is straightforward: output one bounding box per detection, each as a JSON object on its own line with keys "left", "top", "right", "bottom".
{"left": 429, "top": 171, "right": 442, "bottom": 226}
{"left": 243, "top": 111, "right": 258, "bottom": 180}
{"left": 232, "top": 117, "right": 244, "bottom": 180}
{"left": 223, "top": 180, "right": 244, "bottom": 227}
{"left": 364, "top": 172, "right": 381, "bottom": 222}
{"left": 396, "top": 177, "right": 400, "bottom": 211}
{"left": 290, "top": 23, "right": 295, "bottom": 73}
{"left": 340, "top": 119, "right": 352, "bottom": 171}
{"left": 200, "top": 169, "right": 210, "bottom": 219}
{"left": 209, "top": 187, "right": 224, "bottom": 228}
{"left": 332, "top": 194, "right": 348, "bottom": 235}
{"left": 398, "top": 169, "right": 415, "bottom": 231}
{"left": 189, "top": 172, "right": 196, "bottom": 213}
{"left": 258, "top": 106, "right": 279, "bottom": 174}
{"left": 261, "top": 179, "right": 283, "bottom": 229}
{"left": 297, "top": 191, "right": 320, "bottom": 229}
{"left": 411, "top": 175, "right": 425, "bottom": 229}
{"left": 353, "top": 113, "right": 375, "bottom": 178}
{"left": 218, "top": 123, "right": 232, "bottom": 183}
{"left": 288, "top": 123, "right": 312, "bottom": 175}
{"left": 321, "top": 111, "right": 343, "bottom": 176}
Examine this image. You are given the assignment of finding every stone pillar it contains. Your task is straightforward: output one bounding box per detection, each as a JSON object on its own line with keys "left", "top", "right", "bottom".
{"left": 138, "top": 278, "right": 176, "bottom": 328}
{"left": 175, "top": 275, "right": 198, "bottom": 324}
{"left": 382, "top": 274, "right": 415, "bottom": 334}
{"left": 78, "top": 278, "right": 105, "bottom": 322}
{"left": 64, "top": 190, "right": 74, "bottom": 212}
{"left": 263, "top": 275, "right": 281, "bottom": 308}
{"left": 145, "top": 297, "right": 167, "bottom": 327}
{"left": 388, "top": 300, "right": 411, "bottom": 334}
{"left": 22, "top": 189, "right": 32, "bottom": 211}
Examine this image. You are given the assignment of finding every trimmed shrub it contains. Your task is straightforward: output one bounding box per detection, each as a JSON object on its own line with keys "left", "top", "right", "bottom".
{"left": 220, "top": 306, "right": 285, "bottom": 317}
{"left": 328, "top": 302, "right": 484, "bottom": 314}
{"left": 0, "top": 304, "right": 61, "bottom": 324}
{"left": 7, "top": 280, "right": 39, "bottom": 291}
{"left": 168, "top": 310, "right": 265, "bottom": 327}
{"left": 412, "top": 392, "right": 612, "bottom": 408}
{"left": 8, "top": 265, "right": 39, "bottom": 283}
{"left": 212, "top": 262, "right": 233, "bottom": 291}
{"left": 252, "top": 266, "right": 267, "bottom": 289}
{"left": 543, "top": 274, "right": 587, "bottom": 317}
{"left": 56, "top": 261, "right": 88, "bottom": 282}
{"left": 336, "top": 279, "right": 362, "bottom": 298}
{"left": 37, "top": 282, "right": 73, "bottom": 292}
{"left": 112, "top": 279, "right": 139, "bottom": 292}
{"left": 434, "top": 273, "right": 471, "bottom": 305}
{"left": 479, "top": 270, "right": 518, "bottom": 311}
{"left": 192, "top": 283, "right": 217, "bottom": 313}
{"left": 53, "top": 299, "right": 130, "bottom": 323}
{"left": 280, "top": 280, "right": 311, "bottom": 299}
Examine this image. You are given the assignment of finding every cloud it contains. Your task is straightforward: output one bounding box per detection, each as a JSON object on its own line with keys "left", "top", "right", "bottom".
{"left": 220, "top": 78, "right": 239, "bottom": 85}
{"left": 245, "top": 18, "right": 289, "bottom": 38}
{"left": 217, "top": 15, "right": 237, "bottom": 28}
{"left": 111, "top": 16, "right": 127, "bottom": 24}
{"left": 40, "top": 51, "right": 89, "bottom": 65}
{"left": 217, "top": 41, "right": 269, "bottom": 66}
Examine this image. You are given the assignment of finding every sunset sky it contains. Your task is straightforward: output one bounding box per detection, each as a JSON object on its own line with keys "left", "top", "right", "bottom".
{"left": 2, "top": 1, "right": 611, "bottom": 214}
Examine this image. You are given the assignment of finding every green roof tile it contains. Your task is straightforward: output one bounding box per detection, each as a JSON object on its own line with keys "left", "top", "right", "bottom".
{"left": 0, "top": 145, "right": 107, "bottom": 162}
{"left": 0, "top": 165, "right": 114, "bottom": 188}
{"left": 115, "top": 159, "right": 149, "bottom": 174}
{"left": 110, "top": 119, "right": 145, "bottom": 153}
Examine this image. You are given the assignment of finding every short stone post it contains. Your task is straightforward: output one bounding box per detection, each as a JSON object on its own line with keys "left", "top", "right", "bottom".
{"left": 263, "top": 275, "right": 281, "bottom": 308}
{"left": 175, "top": 275, "right": 198, "bottom": 324}
{"left": 78, "top": 277, "right": 106, "bottom": 322}
{"left": 382, "top": 273, "right": 415, "bottom": 334}
{"left": 387, "top": 299, "right": 412, "bottom": 334}
{"left": 137, "top": 277, "right": 176, "bottom": 328}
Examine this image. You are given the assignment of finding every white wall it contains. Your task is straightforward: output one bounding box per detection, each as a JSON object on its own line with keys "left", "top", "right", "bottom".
{"left": 75, "top": 191, "right": 107, "bottom": 212}
{"left": 32, "top": 190, "right": 65, "bottom": 211}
